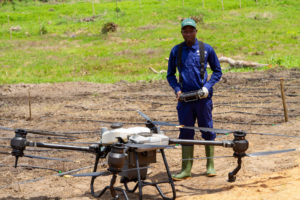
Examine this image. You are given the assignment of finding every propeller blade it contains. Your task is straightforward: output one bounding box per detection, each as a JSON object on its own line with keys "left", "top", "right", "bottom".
{"left": 0, "top": 126, "right": 14, "bottom": 131}
{"left": 150, "top": 120, "right": 300, "bottom": 138}
{"left": 246, "top": 148, "right": 300, "bottom": 157}
{"left": 0, "top": 126, "right": 77, "bottom": 138}
{"left": 0, "top": 151, "right": 10, "bottom": 155}
{"left": 152, "top": 121, "right": 179, "bottom": 127}
{"left": 178, "top": 126, "right": 233, "bottom": 134}
{"left": 0, "top": 145, "right": 11, "bottom": 149}
{"left": 71, "top": 166, "right": 150, "bottom": 177}
{"left": 152, "top": 121, "right": 233, "bottom": 134}
{"left": 137, "top": 110, "right": 152, "bottom": 122}
{"left": 19, "top": 165, "right": 60, "bottom": 172}
{"left": 248, "top": 132, "right": 300, "bottom": 139}
{"left": 0, "top": 145, "right": 70, "bottom": 152}
{"left": 137, "top": 111, "right": 234, "bottom": 134}
{"left": 26, "top": 129, "right": 77, "bottom": 138}
{"left": 183, "top": 155, "right": 234, "bottom": 160}
{"left": 0, "top": 164, "right": 59, "bottom": 172}
{"left": 183, "top": 148, "right": 300, "bottom": 160}
{"left": 24, "top": 154, "right": 73, "bottom": 162}
{"left": 72, "top": 171, "right": 111, "bottom": 177}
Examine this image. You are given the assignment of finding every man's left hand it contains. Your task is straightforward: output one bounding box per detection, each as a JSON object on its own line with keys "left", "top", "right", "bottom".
{"left": 202, "top": 87, "right": 209, "bottom": 98}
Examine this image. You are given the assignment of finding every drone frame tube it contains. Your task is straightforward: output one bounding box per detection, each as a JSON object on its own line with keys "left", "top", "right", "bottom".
{"left": 169, "top": 138, "right": 234, "bottom": 148}
{"left": 26, "top": 141, "right": 93, "bottom": 152}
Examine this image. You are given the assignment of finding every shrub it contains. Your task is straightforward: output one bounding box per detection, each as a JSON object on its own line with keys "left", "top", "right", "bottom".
{"left": 39, "top": 24, "right": 47, "bottom": 35}
{"left": 101, "top": 22, "right": 117, "bottom": 34}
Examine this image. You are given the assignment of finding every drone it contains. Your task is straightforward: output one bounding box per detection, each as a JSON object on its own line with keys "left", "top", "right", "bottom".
{"left": 1, "top": 110, "right": 299, "bottom": 200}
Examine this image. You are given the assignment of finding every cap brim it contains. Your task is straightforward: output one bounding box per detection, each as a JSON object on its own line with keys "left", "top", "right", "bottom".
{"left": 181, "top": 25, "right": 196, "bottom": 29}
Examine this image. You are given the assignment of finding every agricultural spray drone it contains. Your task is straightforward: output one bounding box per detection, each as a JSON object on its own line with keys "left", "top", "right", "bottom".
{"left": 3, "top": 111, "right": 300, "bottom": 200}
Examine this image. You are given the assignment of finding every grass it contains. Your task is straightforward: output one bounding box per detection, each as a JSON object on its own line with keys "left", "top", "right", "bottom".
{"left": 0, "top": 0, "right": 299, "bottom": 84}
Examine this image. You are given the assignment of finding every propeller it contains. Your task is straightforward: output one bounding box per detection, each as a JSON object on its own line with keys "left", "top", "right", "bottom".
{"left": 137, "top": 110, "right": 160, "bottom": 133}
{"left": 0, "top": 145, "right": 71, "bottom": 152}
{"left": 137, "top": 110, "right": 152, "bottom": 122}
{"left": 0, "top": 150, "right": 74, "bottom": 162}
{"left": 0, "top": 126, "right": 78, "bottom": 138}
{"left": 0, "top": 151, "right": 10, "bottom": 155}
{"left": 1, "top": 150, "right": 73, "bottom": 163}
{"left": 23, "top": 154, "right": 73, "bottom": 162}
{"left": 155, "top": 122, "right": 233, "bottom": 134}
{"left": 246, "top": 148, "right": 300, "bottom": 157}
{"left": 183, "top": 148, "right": 300, "bottom": 160}
{"left": 0, "top": 145, "right": 11, "bottom": 149}
{"left": 71, "top": 166, "right": 150, "bottom": 177}
{"left": 0, "top": 163, "right": 59, "bottom": 172}
{"left": 0, "top": 138, "right": 10, "bottom": 141}
{"left": 137, "top": 110, "right": 233, "bottom": 134}
{"left": 72, "top": 171, "right": 111, "bottom": 177}
{"left": 137, "top": 110, "right": 300, "bottom": 138}
{"left": 246, "top": 132, "right": 300, "bottom": 138}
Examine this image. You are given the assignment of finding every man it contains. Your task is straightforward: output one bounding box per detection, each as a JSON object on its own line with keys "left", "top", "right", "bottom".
{"left": 167, "top": 18, "right": 222, "bottom": 180}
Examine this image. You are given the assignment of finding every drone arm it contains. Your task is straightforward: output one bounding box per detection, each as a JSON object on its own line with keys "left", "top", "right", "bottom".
{"left": 170, "top": 132, "right": 248, "bottom": 183}
{"left": 26, "top": 141, "right": 95, "bottom": 152}
{"left": 10, "top": 129, "right": 105, "bottom": 168}
{"left": 169, "top": 139, "right": 233, "bottom": 148}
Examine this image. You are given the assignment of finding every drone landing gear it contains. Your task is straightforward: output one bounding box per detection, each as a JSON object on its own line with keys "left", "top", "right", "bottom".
{"left": 228, "top": 131, "right": 248, "bottom": 182}
{"left": 123, "top": 149, "right": 176, "bottom": 200}
{"left": 228, "top": 156, "right": 242, "bottom": 182}
{"left": 90, "top": 147, "right": 175, "bottom": 200}
{"left": 97, "top": 173, "right": 129, "bottom": 200}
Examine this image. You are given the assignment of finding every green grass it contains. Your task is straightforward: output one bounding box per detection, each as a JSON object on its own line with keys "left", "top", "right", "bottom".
{"left": 0, "top": 0, "right": 299, "bottom": 84}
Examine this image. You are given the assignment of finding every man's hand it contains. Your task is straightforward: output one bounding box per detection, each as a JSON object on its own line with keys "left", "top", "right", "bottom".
{"left": 176, "top": 91, "right": 182, "bottom": 100}
{"left": 202, "top": 87, "right": 209, "bottom": 98}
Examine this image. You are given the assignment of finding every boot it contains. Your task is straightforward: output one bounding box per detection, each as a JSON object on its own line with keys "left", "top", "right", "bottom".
{"left": 205, "top": 145, "right": 216, "bottom": 177}
{"left": 172, "top": 145, "right": 194, "bottom": 181}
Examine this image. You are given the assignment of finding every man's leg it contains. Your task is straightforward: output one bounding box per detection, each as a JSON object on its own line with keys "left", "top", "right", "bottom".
{"left": 195, "top": 99, "right": 216, "bottom": 176}
{"left": 172, "top": 102, "right": 195, "bottom": 181}
{"left": 172, "top": 145, "right": 194, "bottom": 181}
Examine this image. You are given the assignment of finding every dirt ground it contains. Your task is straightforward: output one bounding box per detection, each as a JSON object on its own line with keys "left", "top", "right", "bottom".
{"left": 0, "top": 68, "right": 299, "bottom": 200}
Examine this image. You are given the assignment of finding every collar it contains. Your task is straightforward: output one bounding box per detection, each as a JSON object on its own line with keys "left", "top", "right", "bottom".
{"left": 183, "top": 38, "right": 199, "bottom": 50}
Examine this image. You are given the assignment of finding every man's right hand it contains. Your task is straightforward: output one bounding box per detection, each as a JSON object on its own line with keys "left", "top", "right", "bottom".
{"left": 176, "top": 91, "right": 182, "bottom": 100}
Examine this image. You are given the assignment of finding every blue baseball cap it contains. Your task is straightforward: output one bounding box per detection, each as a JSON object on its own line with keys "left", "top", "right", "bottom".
{"left": 181, "top": 18, "right": 196, "bottom": 29}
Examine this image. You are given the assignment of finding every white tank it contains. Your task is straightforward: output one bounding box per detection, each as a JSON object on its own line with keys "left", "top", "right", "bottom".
{"left": 129, "top": 134, "right": 169, "bottom": 145}
{"left": 101, "top": 127, "right": 151, "bottom": 145}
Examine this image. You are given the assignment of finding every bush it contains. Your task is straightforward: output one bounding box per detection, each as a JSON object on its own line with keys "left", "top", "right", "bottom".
{"left": 191, "top": 15, "right": 204, "bottom": 24}
{"left": 101, "top": 22, "right": 118, "bottom": 34}
{"left": 39, "top": 24, "right": 47, "bottom": 35}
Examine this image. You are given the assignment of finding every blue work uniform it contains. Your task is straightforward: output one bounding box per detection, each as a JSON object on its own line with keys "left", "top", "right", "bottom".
{"left": 167, "top": 39, "right": 222, "bottom": 140}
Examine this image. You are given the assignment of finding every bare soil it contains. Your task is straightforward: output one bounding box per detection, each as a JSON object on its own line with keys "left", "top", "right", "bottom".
{"left": 0, "top": 68, "right": 299, "bottom": 200}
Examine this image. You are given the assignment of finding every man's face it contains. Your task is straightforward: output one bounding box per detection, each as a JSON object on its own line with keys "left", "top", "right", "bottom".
{"left": 181, "top": 26, "right": 197, "bottom": 43}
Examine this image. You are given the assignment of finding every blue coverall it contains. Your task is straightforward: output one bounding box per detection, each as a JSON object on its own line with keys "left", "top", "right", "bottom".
{"left": 167, "top": 39, "right": 222, "bottom": 140}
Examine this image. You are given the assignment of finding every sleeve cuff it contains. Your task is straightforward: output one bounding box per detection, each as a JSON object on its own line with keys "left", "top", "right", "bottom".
{"left": 203, "top": 83, "right": 211, "bottom": 91}
{"left": 174, "top": 87, "right": 181, "bottom": 94}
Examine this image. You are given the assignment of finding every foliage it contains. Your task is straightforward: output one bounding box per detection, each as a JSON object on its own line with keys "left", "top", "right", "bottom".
{"left": 0, "top": 0, "right": 299, "bottom": 84}
{"left": 39, "top": 24, "right": 48, "bottom": 35}
{"left": 101, "top": 22, "right": 118, "bottom": 34}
